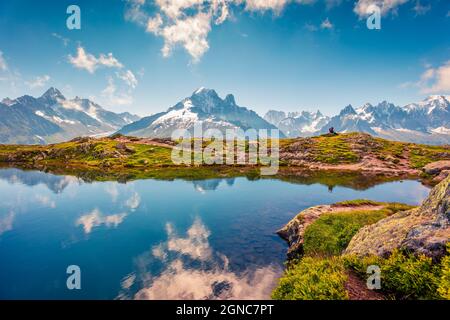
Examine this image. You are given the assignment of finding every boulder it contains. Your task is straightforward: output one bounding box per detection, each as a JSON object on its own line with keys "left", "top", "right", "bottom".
{"left": 344, "top": 175, "right": 450, "bottom": 260}
{"left": 277, "top": 202, "right": 385, "bottom": 258}
{"left": 423, "top": 160, "right": 450, "bottom": 175}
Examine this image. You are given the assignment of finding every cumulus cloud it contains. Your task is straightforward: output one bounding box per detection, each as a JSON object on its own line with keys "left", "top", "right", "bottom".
{"left": 124, "top": 0, "right": 314, "bottom": 62}
{"left": 76, "top": 208, "right": 128, "bottom": 234}
{"left": 25, "top": 75, "right": 50, "bottom": 89}
{"left": 354, "top": 0, "right": 410, "bottom": 18}
{"left": 68, "top": 47, "right": 123, "bottom": 74}
{"left": 117, "top": 217, "right": 281, "bottom": 300}
{"left": 0, "top": 51, "right": 7, "bottom": 71}
{"left": 419, "top": 60, "right": 450, "bottom": 94}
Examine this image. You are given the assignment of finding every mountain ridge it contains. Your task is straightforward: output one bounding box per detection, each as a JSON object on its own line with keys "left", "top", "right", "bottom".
{"left": 0, "top": 88, "right": 140, "bottom": 144}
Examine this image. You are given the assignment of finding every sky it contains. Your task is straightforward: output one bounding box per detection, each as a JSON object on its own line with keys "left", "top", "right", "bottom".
{"left": 0, "top": 0, "right": 449, "bottom": 117}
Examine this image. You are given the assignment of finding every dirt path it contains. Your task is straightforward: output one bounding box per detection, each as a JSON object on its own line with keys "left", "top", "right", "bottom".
{"left": 345, "top": 270, "right": 385, "bottom": 300}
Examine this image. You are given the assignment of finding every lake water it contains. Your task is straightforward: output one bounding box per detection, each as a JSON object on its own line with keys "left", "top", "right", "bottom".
{"left": 0, "top": 168, "right": 430, "bottom": 300}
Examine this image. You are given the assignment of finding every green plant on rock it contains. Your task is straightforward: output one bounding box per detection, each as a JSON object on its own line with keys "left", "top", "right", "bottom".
{"left": 344, "top": 250, "right": 442, "bottom": 300}
{"left": 437, "top": 244, "right": 450, "bottom": 299}
{"left": 272, "top": 256, "right": 348, "bottom": 300}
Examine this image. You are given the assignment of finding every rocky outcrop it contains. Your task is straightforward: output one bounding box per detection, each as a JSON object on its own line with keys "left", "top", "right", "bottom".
{"left": 345, "top": 176, "right": 450, "bottom": 260}
{"left": 423, "top": 160, "right": 450, "bottom": 184}
{"left": 277, "top": 202, "right": 385, "bottom": 258}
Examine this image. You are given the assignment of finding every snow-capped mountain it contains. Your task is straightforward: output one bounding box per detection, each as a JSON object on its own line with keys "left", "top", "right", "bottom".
{"left": 319, "top": 96, "right": 450, "bottom": 144}
{"left": 0, "top": 88, "right": 140, "bottom": 144}
{"left": 263, "top": 96, "right": 449, "bottom": 144}
{"left": 118, "top": 88, "right": 280, "bottom": 138}
{"left": 264, "top": 110, "right": 330, "bottom": 137}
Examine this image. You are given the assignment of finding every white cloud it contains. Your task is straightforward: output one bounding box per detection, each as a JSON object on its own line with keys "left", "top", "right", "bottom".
{"left": 35, "top": 194, "right": 56, "bottom": 208}
{"left": 242, "top": 0, "right": 290, "bottom": 12}
{"left": 354, "top": 0, "right": 410, "bottom": 18}
{"left": 76, "top": 208, "right": 128, "bottom": 234}
{"left": 68, "top": 47, "right": 123, "bottom": 73}
{"left": 0, "top": 211, "right": 15, "bottom": 236}
{"left": 25, "top": 75, "right": 50, "bottom": 89}
{"left": 118, "top": 217, "right": 281, "bottom": 300}
{"left": 102, "top": 77, "right": 134, "bottom": 106}
{"left": 0, "top": 51, "right": 7, "bottom": 71}
{"left": 160, "top": 12, "right": 212, "bottom": 62}
{"left": 320, "top": 17, "right": 333, "bottom": 29}
{"left": 125, "top": 0, "right": 314, "bottom": 63}
{"left": 125, "top": 192, "right": 141, "bottom": 210}
{"left": 118, "top": 70, "right": 138, "bottom": 89}
{"left": 419, "top": 60, "right": 450, "bottom": 94}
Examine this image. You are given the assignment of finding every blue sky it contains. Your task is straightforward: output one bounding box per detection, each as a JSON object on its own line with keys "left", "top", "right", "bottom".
{"left": 0, "top": 0, "right": 449, "bottom": 116}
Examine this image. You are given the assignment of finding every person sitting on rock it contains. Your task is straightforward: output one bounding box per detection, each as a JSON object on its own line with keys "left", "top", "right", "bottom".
{"left": 329, "top": 127, "right": 338, "bottom": 135}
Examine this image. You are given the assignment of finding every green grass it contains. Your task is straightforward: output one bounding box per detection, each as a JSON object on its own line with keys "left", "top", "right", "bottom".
{"left": 438, "top": 244, "right": 450, "bottom": 299}
{"left": 302, "top": 209, "right": 389, "bottom": 257}
{"left": 344, "top": 249, "right": 448, "bottom": 300}
{"left": 272, "top": 256, "right": 348, "bottom": 300}
{"left": 302, "top": 202, "right": 416, "bottom": 257}
{"left": 334, "top": 199, "right": 382, "bottom": 206}
{"left": 310, "top": 134, "right": 360, "bottom": 164}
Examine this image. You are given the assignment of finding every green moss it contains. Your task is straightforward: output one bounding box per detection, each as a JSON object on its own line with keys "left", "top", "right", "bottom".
{"left": 437, "top": 244, "right": 450, "bottom": 299}
{"left": 303, "top": 209, "right": 389, "bottom": 257}
{"left": 334, "top": 199, "right": 382, "bottom": 206}
{"left": 310, "top": 134, "right": 360, "bottom": 164}
{"left": 272, "top": 256, "right": 348, "bottom": 300}
{"left": 344, "top": 250, "right": 443, "bottom": 300}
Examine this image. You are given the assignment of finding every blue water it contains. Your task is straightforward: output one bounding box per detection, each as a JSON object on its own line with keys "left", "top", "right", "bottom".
{"left": 0, "top": 168, "right": 430, "bottom": 299}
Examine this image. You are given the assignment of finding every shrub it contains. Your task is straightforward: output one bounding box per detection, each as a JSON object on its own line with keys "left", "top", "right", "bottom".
{"left": 344, "top": 250, "right": 442, "bottom": 300}
{"left": 272, "top": 257, "right": 348, "bottom": 300}
{"left": 437, "top": 244, "right": 450, "bottom": 299}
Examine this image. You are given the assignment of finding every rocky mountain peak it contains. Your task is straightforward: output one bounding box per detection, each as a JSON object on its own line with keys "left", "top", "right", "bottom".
{"left": 41, "top": 87, "right": 65, "bottom": 101}
{"left": 225, "top": 94, "right": 236, "bottom": 106}
{"left": 340, "top": 104, "right": 356, "bottom": 116}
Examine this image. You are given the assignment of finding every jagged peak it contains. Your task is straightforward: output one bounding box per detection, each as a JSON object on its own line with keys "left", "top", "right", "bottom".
{"left": 225, "top": 94, "right": 236, "bottom": 106}
{"left": 41, "top": 87, "right": 65, "bottom": 100}
{"left": 340, "top": 104, "right": 356, "bottom": 116}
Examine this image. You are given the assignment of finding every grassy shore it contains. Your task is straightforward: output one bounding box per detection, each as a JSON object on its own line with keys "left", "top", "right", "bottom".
{"left": 0, "top": 133, "right": 448, "bottom": 185}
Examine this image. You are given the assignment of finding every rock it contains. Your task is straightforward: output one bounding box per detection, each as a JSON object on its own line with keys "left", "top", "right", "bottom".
{"left": 433, "top": 170, "right": 450, "bottom": 184}
{"left": 277, "top": 205, "right": 331, "bottom": 258}
{"left": 344, "top": 175, "right": 450, "bottom": 260}
{"left": 423, "top": 160, "right": 450, "bottom": 175}
{"left": 277, "top": 202, "right": 385, "bottom": 258}
{"left": 116, "top": 143, "right": 135, "bottom": 154}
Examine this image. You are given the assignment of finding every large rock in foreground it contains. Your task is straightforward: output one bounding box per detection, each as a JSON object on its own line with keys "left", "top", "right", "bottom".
{"left": 345, "top": 176, "right": 450, "bottom": 260}
{"left": 277, "top": 202, "right": 385, "bottom": 258}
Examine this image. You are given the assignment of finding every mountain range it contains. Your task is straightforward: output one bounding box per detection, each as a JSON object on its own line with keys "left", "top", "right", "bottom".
{"left": 118, "top": 87, "right": 280, "bottom": 138}
{"left": 264, "top": 95, "right": 450, "bottom": 145}
{"left": 0, "top": 88, "right": 140, "bottom": 144}
{"left": 0, "top": 88, "right": 449, "bottom": 145}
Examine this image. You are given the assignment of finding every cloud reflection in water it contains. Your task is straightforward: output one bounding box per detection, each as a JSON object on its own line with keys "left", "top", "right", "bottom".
{"left": 118, "top": 217, "right": 281, "bottom": 300}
